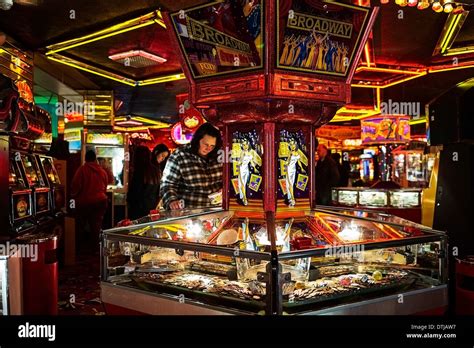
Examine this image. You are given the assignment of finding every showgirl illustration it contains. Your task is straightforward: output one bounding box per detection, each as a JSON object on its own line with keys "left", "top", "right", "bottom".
{"left": 284, "top": 138, "right": 306, "bottom": 207}
{"left": 237, "top": 138, "right": 257, "bottom": 205}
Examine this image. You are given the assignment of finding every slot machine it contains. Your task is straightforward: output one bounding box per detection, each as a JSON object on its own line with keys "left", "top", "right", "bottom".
{"left": 8, "top": 147, "right": 35, "bottom": 235}
{"left": 36, "top": 155, "right": 66, "bottom": 216}
{"left": 18, "top": 151, "right": 52, "bottom": 225}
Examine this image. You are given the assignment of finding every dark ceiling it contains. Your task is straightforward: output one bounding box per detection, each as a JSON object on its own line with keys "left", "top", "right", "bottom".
{"left": 1, "top": 0, "right": 474, "bottom": 124}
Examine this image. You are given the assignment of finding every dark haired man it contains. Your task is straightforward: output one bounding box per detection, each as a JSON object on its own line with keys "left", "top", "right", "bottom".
{"left": 161, "top": 123, "right": 223, "bottom": 210}
{"left": 71, "top": 149, "right": 109, "bottom": 253}
{"left": 315, "top": 144, "right": 340, "bottom": 206}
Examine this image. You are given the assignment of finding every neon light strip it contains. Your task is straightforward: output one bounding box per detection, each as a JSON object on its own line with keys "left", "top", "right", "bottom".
{"left": 429, "top": 63, "right": 474, "bottom": 73}
{"left": 409, "top": 118, "right": 427, "bottom": 125}
{"left": 445, "top": 47, "right": 474, "bottom": 56}
{"left": 46, "top": 21, "right": 156, "bottom": 55}
{"left": 46, "top": 11, "right": 164, "bottom": 55}
{"left": 356, "top": 66, "right": 422, "bottom": 75}
{"left": 137, "top": 74, "right": 186, "bottom": 86}
{"left": 47, "top": 56, "right": 137, "bottom": 86}
{"left": 440, "top": 14, "right": 463, "bottom": 53}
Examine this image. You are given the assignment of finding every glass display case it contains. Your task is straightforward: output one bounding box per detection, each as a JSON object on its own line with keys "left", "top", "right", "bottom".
{"left": 392, "top": 149, "right": 426, "bottom": 188}
{"left": 358, "top": 190, "right": 388, "bottom": 207}
{"left": 332, "top": 188, "right": 422, "bottom": 209}
{"left": 101, "top": 208, "right": 447, "bottom": 315}
{"left": 333, "top": 189, "right": 358, "bottom": 207}
{"left": 389, "top": 190, "right": 421, "bottom": 208}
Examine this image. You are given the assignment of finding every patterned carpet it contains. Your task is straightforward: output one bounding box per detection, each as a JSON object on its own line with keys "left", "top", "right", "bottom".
{"left": 58, "top": 251, "right": 105, "bottom": 316}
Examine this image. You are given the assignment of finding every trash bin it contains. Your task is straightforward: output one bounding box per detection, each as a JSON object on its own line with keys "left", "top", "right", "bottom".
{"left": 455, "top": 256, "right": 474, "bottom": 315}
{"left": 17, "top": 231, "right": 58, "bottom": 315}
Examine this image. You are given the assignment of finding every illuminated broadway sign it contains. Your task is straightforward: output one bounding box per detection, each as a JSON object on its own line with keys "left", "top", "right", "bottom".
{"left": 171, "top": 0, "right": 263, "bottom": 78}
{"left": 187, "top": 17, "right": 252, "bottom": 54}
{"left": 287, "top": 13, "right": 353, "bottom": 39}
{"left": 277, "top": 0, "right": 371, "bottom": 77}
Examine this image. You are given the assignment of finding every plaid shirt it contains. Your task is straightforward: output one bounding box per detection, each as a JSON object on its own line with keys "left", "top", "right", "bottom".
{"left": 160, "top": 144, "right": 223, "bottom": 209}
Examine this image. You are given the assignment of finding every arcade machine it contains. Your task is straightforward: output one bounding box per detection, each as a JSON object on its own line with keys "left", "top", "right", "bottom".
{"left": 359, "top": 151, "right": 375, "bottom": 183}
{"left": 428, "top": 78, "right": 474, "bottom": 314}
{"left": 0, "top": 49, "right": 58, "bottom": 314}
{"left": 392, "top": 145, "right": 426, "bottom": 188}
{"left": 82, "top": 130, "right": 128, "bottom": 227}
{"left": 100, "top": 1, "right": 447, "bottom": 316}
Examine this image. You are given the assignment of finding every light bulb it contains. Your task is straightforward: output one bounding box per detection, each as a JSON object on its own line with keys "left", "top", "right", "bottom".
{"left": 417, "top": 0, "right": 430, "bottom": 9}
{"left": 444, "top": 3, "right": 454, "bottom": 12}
{"left": 380, "top": 0, "right": 390, "bottom": 3}
{"left": 408, "top": 0, "right": 418, "bottom": 6}
{"left": 399, "top": 0, "right": 408, "bottom": 6}
{"left": 452, "top": 5, "right": 464, "bottom": 13}
{"left": 432, "top": 1, "right": 443, "bottom": 12}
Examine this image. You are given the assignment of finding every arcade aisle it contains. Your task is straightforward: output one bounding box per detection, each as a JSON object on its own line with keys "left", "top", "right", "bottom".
{"left": 0, "top": 0, "right": 473, "bottom": 322}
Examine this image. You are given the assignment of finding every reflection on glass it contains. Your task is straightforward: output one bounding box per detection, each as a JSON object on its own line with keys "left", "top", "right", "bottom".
{"left": 358, "top": 190, "right": 388, "bottom": 207}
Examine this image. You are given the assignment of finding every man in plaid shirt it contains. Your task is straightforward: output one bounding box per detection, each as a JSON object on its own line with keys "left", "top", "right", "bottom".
{"left": 160, "top": 123, "right": 223, "bottom": 210}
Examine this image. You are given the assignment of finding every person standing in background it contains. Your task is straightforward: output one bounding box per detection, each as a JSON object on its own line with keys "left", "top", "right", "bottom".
{"left": 127, "top": 146, "right": 161, "bottom": 220}
{"left": 315, "top": 144, "right": 340, "bottom": 205}
{"left": 161, "top": 123, "right": 223, "bottom": 210}
{"left": 151, "top": 143, "right": 170, "bottom": 175}
{"left": 98, "top": 157, "right": 115, "bottom": 185}
{"left": 71, "top": 150, "right": 108, "bottom": 253}
{"left": 331, "top": 153, "right": 349, "bottom": 187}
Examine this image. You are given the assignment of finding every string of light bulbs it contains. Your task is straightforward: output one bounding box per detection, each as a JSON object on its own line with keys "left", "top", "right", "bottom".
{"left": 381, "top": 0, "right": 472, "bottom": 14}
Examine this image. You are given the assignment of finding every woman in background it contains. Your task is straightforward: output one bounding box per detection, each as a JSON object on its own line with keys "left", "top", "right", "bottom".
{"left": 127, "top": 146, "right": 161, "bottom": 220}
{"left": 152, "top": 143, "right": 170, "bottom": 174}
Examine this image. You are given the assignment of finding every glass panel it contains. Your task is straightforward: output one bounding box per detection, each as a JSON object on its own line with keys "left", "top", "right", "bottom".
{"left": 39, "top": 157, "right": 60, "bottom": 185}
{"left": 358, "top": 190, "right": 388, "bottom": 207}
{"left": 309, "top": 211, "right": 430, "bottom": 244}
{"left": 21, "top": 155, "right": 45, "bottom": 187}
{"left": 337, "top": 189, "right": 358, "bottom": 206}
{"left": 9, "top": 159, "right": 26, "bottom": 188}
{"left": 389, "top": 190, "right": 420, "bottom": 208}
{"left": 406, "top": 152, "right": 424, "bottom": 183}
{"left": 284, "top": 240, "right": 442, "bottom": 312}
{"left": 95, "top": 146, "right": 124, "bottom": 188}
{"left": 104, "top": 239, "right": 267, "bottom": 313}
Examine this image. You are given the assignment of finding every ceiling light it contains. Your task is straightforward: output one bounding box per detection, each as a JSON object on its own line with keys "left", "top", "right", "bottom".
{"left": 108, "top": 50, "right": 167, "bottom": 68}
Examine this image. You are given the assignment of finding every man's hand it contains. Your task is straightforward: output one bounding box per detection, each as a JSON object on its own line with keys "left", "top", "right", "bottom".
{"left": 169, "top": 200, "right": 183, "bottom": 210}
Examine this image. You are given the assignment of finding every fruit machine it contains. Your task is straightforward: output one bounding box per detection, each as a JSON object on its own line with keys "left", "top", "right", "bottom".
{"left": 8, "top": 109, "right": 59, "bottom": 315}
{"left": 359, "top": 153, "right": 374, "bottom": 183}
{"left": 36, "top": 154, "right": 66, "bottom": 216}
{"left": 392, "top": 146, "right": 426, "bottom": 188}
{"left": 82, "top": 130, "right": 129, "bottom": 227}
{"left": 0, "top": 37, "right": 59, "bottom": 313}
{"left": 7, "top": 141, "right": 35, "bottom": 236}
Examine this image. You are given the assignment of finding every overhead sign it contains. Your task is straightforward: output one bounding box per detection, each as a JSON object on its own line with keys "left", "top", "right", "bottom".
{"left": 316, "top": 125, "right": 361, "bottom": 140}
{"left": 277, "top": 0, "right": 371, "bottom": 77}
{"left": 361, "top": 115, "right": 410, "bottom": 144}
{"left": 170, "top": 0, "right": 264, "bottom": 79}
